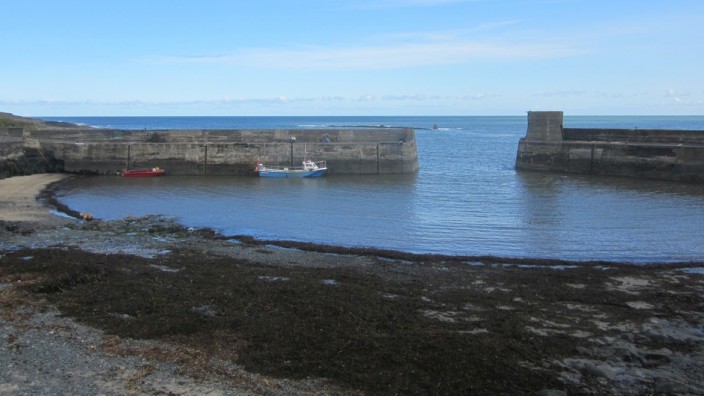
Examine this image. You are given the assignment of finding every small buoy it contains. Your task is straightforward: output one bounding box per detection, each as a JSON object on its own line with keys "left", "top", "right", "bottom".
{"left": 80, "top": 212, "right": 93, "bottom": 221}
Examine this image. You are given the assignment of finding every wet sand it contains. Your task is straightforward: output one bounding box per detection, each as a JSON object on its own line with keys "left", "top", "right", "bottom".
{"left": 1, "top": 174, "right": 703, "bottom": 395}
{"left": 0, "top": 174, "right": 69, "bottom": 223}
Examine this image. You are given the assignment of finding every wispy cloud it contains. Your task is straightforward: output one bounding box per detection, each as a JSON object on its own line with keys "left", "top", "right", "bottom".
{"left": 595, "top": 92, "right": 648, "bottom": 98}
{"left": 535, "top": 90, "right": 587, "bottom": 97}
{"left": 382, "top": 94, "right": 440, "bottom": 101}
{"left": 466, "top": 92, "right": 498, "bottom": 101}
{"left": 155, "top": 39, "right": 583, "bottom": 71}
{"left": 371, "top": 21, "right": 521, "bottom": 43}
{"left": 470, "top": 20, "right": 522, "bottom": 32}
{"left": 0, "top": 93, "right": 496, "bottom": 109}
{"left": 664, "top": 88, "right": 702, "bottom": 106}
{"left": 0, "top": 97, "right": 312, "bottom": 108}
{"left": 665, "top": 88, "right": 690, "bottom": 98}
{"left": 352, "top": 0, "right": 481, "bottom": 9}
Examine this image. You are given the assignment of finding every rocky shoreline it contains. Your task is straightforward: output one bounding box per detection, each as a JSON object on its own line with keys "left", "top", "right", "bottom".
{"left": 1, "top": 174, "right": 703, "bottom": 395}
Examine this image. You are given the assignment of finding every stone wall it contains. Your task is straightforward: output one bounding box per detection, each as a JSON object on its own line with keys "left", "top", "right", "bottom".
{"left": 1, "top": 127, "right": 418, "bottom": 176}
{"left": 563, "top": 128, "right": 704, "bottom": 145}
{"left": 0, "top": 131, "right": 63, "bottom": 177}
{"left": 515, "top": 111, "right": 704, "bottom": 183}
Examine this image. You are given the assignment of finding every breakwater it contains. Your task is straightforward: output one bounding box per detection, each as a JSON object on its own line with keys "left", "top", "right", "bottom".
{"left": 0, "top": 125, "right": 418, "bottom": 176}
{"left": 515, "top": 111, "right": 704, "bottom": 183}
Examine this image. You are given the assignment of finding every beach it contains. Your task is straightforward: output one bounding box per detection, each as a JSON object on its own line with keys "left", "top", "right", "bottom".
{"left": 0, "top": 174, "right": 68, "bottom": 223}
{"left": 1, "top": 174, "right": 703, "bottom": 395}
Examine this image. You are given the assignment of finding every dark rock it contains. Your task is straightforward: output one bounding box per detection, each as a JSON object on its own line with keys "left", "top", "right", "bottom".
{"left": 537, "top": 389, "right": 567, "bottom": 396}
{"left": 655, "top": 379, "right": 691, "bottom": 394}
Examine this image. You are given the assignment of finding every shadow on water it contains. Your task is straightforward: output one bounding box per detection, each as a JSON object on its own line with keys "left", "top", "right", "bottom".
{"left": 516, "top": 170, "right": 704, "bottom": 199}
{"left": 57, "top": 173, "right": 422, "bottom": 248}
{"left": 514, "top": 171, "right": 704, "bottom": 262}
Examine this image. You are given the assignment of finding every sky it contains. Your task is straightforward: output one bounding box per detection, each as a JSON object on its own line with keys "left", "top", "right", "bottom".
{"left": 2, "top": 0, "right": 703, "bottom": 116}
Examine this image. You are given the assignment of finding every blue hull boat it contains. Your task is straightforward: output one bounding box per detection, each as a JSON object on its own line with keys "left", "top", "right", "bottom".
{"left": 255, "top": 160, "right": 327, "bottom": 178}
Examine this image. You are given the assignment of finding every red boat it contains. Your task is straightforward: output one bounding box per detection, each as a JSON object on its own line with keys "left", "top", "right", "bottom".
{"left": 120, "top": 167, "right": 166, "bottom": 177}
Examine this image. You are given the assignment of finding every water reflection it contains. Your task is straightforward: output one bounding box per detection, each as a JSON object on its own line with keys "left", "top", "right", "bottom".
{"left": 56, "top": 169, "right": 704, "bottom": 262}
{"left": 59, "top": 174, "right": 421, "bottom": 249}
{"left": 515, "top": 171, "right": 704, "bottom": 261}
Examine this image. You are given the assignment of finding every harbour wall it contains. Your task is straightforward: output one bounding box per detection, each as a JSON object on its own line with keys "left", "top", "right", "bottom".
{"left": 515, "top": 111, "right": 704, "bottom": 183}
{"left": 0, "top": 127, "right": 418, "bottom": 176}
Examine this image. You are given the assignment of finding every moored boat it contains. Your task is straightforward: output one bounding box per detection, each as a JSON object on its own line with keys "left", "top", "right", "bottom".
{"left": 255, "top": 160, "right": 327, "bottom": 178}
{"left": 121, "top": 167, "right": 166, "bottom": 177}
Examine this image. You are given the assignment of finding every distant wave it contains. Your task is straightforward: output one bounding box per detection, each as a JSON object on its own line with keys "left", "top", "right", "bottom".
{"left": 323, "top": 124, "right": 436, "bottom": 130}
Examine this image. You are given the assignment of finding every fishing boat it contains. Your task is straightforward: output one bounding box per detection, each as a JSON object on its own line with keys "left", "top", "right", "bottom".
{"left": 255, "top": 160, "right": 327, "bottom": 178}
{"left": 120, "top": 167, "right": 166, "bottom": 177}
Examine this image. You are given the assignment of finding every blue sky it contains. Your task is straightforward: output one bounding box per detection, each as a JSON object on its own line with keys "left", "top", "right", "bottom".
{"left": 2, "top": 0, "right": 703, "bottom": 116}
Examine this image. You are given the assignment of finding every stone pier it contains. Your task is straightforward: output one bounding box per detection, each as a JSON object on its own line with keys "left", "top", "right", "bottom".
{"left": 1, "top": 125, "right": 418, "bottom": 177}
{"left": 515, "top": 111, "right": 704, "bottom": 183}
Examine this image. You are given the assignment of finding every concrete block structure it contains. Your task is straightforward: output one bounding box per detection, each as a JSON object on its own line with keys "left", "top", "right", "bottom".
{"left": 516, "top": 111, "right": 704, "bottom": 183}
{"left": 0, "top": 127, "right": 418, "bottom": 177}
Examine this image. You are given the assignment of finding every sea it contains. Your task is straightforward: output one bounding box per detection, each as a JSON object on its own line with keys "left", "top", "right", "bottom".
{"left": 41, "top": 115, "right": 704, "bottom": 263}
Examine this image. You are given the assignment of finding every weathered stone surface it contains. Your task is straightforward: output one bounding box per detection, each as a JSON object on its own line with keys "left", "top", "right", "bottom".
{"left": 1, "top": 126, "right": 418, "bottom": 176}
{"left": 516, "top": 111, "right": 704, "bottom": 182}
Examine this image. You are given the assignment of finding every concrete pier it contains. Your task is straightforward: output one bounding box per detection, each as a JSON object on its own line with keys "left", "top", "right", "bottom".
{"left": 515, "top": 111, "right": 704, "bottom": 183}
{"left": 1, "top": 126, "right": 418, "bottom": 177}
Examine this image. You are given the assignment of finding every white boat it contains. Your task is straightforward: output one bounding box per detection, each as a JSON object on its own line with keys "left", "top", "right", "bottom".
{"left": 255, "top": 160, "right": 327, "bottom": 178}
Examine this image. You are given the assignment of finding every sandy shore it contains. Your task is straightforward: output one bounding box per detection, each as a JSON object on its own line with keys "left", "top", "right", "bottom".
{"left": 1, "top": 174, "right": 704, "bottom": 395}
{"left": 0, "top": 174, "right": 69, "bottom": 222}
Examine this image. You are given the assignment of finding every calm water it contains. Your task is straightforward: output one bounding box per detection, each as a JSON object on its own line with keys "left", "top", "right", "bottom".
{"left": 46, "top": 116, "right": 704, "bottom": 263}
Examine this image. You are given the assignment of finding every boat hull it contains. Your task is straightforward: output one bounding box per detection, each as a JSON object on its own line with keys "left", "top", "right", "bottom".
{"left": 121, "top": 169, "right": 166, "bottom": 177}
{"left": 256, "top": 160, "right": 327, "bottom": 178}
{"left": 258, "top": 168, "right": 327, "bottom": 178}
